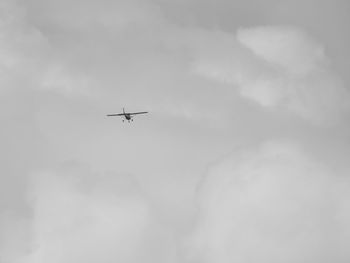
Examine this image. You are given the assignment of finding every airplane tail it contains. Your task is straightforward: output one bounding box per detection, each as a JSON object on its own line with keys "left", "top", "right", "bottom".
{"left": 123, "top": 107, "right": 125, "bottom": 114}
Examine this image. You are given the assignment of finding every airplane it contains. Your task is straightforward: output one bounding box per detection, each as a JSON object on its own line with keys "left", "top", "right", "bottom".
{"left": 106, "top": 108, "right": 148, "bottom": 122}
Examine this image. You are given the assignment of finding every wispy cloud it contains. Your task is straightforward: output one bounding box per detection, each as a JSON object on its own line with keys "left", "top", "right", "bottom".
{"left": 192, "top": 26, "right": 350, "bottom": 124}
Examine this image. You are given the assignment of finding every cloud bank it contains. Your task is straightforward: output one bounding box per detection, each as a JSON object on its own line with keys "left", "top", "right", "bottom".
{"left": 20, "top": 168, "right": 177, "bottom": 263}
{"left": 1, "top": 0, "right": 350, "bottom": 262}
{"left": 5, "top": 142, "right": 350, "bottom": 263}
{"left": 189, "top": 141, "right": 350, "bottom": 263}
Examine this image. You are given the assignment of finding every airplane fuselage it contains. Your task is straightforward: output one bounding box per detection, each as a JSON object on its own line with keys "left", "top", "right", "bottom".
{"left": 124, "top": 114, "right": 131, "bottom": 120}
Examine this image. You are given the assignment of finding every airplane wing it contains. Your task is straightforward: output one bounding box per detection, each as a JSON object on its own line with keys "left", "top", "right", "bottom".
{"left": 106, "top": 113, "right": 124, "bottom": 117}
{"left": 129, "top": 111, "right": 148, "bottom": 115}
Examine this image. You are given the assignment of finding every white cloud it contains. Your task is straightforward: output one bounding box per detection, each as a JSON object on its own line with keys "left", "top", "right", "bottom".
{"left": 21, "top": 168, "right": 177, "bottom": 263}
{"left": 0, "top": 0, "right": 164, "bottom": 98}
{"left": 1, "top": 1, "right": 350, "bottom": 262}
{"left": 237, "top": 26, "right": 326, "bottom": 76}
{"left": 0, "top": 1, "right": 48, "bottom": 94}
{"left": 0, "top": 213, "right": 31, "bottom": 263}
{"left": 0, "top": 0, "right": 90, "bottom": 98}
{"left": 188, "top": 141, "right": 350, "bottom": 263}
{"left": 191, "top": 26, "right": 350, "bottom": 123}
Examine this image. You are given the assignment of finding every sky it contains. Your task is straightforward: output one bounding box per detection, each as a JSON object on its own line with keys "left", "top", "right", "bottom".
{"left": 1, "top": 0, "right": 350, "bottom": 262}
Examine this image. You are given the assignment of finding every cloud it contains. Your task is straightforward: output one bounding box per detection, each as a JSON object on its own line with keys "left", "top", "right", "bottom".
{"left": 19, "top": 166, "right": 178, "bottom": 263}
{"left": 22, "top": 0, "right": 163, "bottom": 32}
{"left": 9, "top": 0, "right": 349, "bottom": 124}
{"left": 2, "top": 0, "right": 350, "bottom": 124}
{"left": 0, "top": 0, "right": 92, "bottom": 98}
{"left": 1, "top": 1, "right": 350, "bottom": 262}
{"left": 0, "top": 212, "right": 31, "bottom": 263}
{"left": 0, "top": 1, "right": 47, "bottom": 93}
{"left": 191, "top": 26, "right": 350, "bottom": 124}
{"left": 0, "top": 0, "right": 166, "bottom": 99}
{"left": 188, "top": 141, "right": 350, "bottom": 263}
{"left": 237, "top": 26, "right": 326, "bottom": 75}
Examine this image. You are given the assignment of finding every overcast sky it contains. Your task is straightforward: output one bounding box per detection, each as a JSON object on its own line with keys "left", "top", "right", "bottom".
{"left": 1, "top": 0, "right": 350, "bottom": 262}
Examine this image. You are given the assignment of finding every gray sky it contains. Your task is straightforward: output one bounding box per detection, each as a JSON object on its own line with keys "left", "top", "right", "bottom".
{"left": 1, "top": 0, "right": 350, "bottom": 262}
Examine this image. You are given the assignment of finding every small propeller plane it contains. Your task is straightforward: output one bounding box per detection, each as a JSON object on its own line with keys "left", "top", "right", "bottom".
{"left": 106, "top": 108, "right": 148, "bottom": 122}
